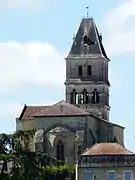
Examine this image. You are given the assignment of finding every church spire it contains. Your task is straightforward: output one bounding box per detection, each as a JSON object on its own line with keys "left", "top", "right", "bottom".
{"left": 65, "top": 16, "right": 110, "bottom": 121}
{"left": 68, "top": 18, "right": 109, "bottom": 60}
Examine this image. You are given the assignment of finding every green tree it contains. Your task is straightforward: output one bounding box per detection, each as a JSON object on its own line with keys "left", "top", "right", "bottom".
{"left": 0, "top": 130, "right": 71, "bottom": 180}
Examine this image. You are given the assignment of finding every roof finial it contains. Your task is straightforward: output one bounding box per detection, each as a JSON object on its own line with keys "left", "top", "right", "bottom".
{"left": 85, "top": 6, "right": 89, "bottom": 18}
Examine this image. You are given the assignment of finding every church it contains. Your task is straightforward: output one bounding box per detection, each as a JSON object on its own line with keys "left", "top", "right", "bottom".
{"left": 16, "top": 17, "right": 124, "bottom": 165}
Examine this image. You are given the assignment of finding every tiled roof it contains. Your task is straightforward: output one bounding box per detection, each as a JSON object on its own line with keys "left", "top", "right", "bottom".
{"left": 19, "top": 101, "right": 89, "bottom": 120}
{"left": 82, "top": 143, "right": 133, "bottom": 156}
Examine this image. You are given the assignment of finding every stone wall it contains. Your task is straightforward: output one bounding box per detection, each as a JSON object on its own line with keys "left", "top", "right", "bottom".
{"left": 16, "top": 114, "right": 124, "bottom": 165}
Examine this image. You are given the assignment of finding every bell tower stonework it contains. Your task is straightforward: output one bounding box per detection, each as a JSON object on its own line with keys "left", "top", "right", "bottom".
{"left": 65, "top": 18, "right": 110, "bottom": 121}
{"left": 16, "top": 17, "right": 125, "bottom": 166}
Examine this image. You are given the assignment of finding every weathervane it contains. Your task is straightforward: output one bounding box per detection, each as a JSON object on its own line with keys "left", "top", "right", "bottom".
{"left": 73, "top": 33, "right": 75, "bottom": 41}
{"left": 85, "top": 6, "right": 89, "bottom": 18}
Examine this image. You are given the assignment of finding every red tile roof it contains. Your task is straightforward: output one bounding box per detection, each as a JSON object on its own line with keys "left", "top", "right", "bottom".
{"left": 19, "top": 101, "right": 89, "bottom": 120}
{"left": 82, "top": 143, "right": 133, "bottom": 155}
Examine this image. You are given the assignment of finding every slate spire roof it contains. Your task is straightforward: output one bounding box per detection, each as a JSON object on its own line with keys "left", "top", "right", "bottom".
{"left": 68, "top": 18, "right": 109, "bottom": 59}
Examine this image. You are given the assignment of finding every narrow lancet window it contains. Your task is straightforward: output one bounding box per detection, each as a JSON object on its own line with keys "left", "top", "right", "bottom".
{"left": 76, "top": 93, "right": 79, "bottom": 104}
{"left": 92, "top": 89, "right": 99, "bottom": 103}
{"left": 70, "top": 89, "right": 77, "bottom": 104}
{"left": 56, "top": 140, "right": 65, "bottom": 161}
{"left": 82, "top": 89, "right": 89, "bottom": 104}
{"left": 87, "top": 65, "right": 92, "bottom": 76}
{"left": 78, "top": 65, "right": 82, "bottom": 76}
{"left": 80, "top": 93, "right": 83, "bottom": 104}
{"left": 70, "top": 89, "right": 79, "bottom": 104}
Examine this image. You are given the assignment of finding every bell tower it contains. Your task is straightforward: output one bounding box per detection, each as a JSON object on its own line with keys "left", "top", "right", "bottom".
{"left": 65, "top": 18, "right": 110, "bottom": 121}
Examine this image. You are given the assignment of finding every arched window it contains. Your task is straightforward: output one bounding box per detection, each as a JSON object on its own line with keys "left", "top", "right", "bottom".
{"left": 87, "top": 65, "right": 92, "bottom": 75}
{"left": 78, "top": 65, "right": 82, "bottom": 76}
{"left": 70, "top": 89, "right": 78, "bottom": 104}
{"left": 82, "top": 89, "right": 89, "bottom": 104}
{"left": 76, "top": 93, "right": 79, "bottom": 104}
{"left": 70, "top": 89, "right": 76, "bottom": 104}
{"left": 56, "top": 140, "right": 65, "bottom": 161}
{"left": 92, "top": 89, "right": 99, "bottom": 103}
{"left": 80, "top": 93, "right": 84, "bottom": 104}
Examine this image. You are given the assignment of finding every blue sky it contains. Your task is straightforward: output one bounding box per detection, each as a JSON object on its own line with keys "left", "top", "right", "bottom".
{"left": 0, "top": 0, "right": 135, "bottom": 151}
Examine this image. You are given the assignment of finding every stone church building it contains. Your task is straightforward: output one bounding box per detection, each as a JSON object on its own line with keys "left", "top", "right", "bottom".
{"left": 16, "top": 17, "right": 124, "bottom": 165}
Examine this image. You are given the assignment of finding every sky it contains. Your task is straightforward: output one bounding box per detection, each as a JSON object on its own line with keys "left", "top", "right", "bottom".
{"left": 0, "top": 0, "right": 135, "bottom": 151}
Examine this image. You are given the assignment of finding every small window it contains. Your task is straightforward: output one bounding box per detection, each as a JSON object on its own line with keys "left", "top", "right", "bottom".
{"left": 83, "top": 35, "right": 89, "bottom": 45}
{"left": 78, "top": 65, "right": 82, "bottom": 76}
{"left": 76, "top": 93, "right": 79, "bottom": 104}
{"left": 84, "top": 170, "right": 92, "bottom": 180}
{"left": 83, "top": 34, "right": 95, "bottom": 46}
{"left": 70, "top": 89, "right": 78, "bottom": 104}
{"left": 56, "top": 140, "right": 65, "bottom": 161}
{"left": 80, "top": 93, "right": 83, "bottom": 104}
{"left": 123, "top": 171, "right": 132, "bottom": 180}
{"left": 87, "top": 65, "right": 92, "bottom": 75}
{"left": 92, "top": 89, "right": 99, "bottom": 103}
{"left": 107, "top": 171, "right": 116, "bottom": 180}
{"left": 82, "top": 89, "right": 89, "bottom": 104}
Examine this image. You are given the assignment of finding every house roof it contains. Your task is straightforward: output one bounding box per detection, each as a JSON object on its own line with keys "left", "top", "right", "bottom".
{"left": 68, "top": 18, "right": 109, "bottom": 59}
{"left": 19, "top": 101, "right": 89, "bottom": 120}
{"left": 82, "top": 143, "right": 133, "bottom": 156}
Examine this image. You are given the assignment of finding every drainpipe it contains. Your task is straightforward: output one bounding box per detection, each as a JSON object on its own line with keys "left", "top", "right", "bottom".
{"left": 75, "top": 162, "right": 78, "bottom": 180}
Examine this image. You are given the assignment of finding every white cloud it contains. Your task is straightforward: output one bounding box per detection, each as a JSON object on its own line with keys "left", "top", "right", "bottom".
{"left": 0, "top": 41, "right": 65, "bottom": 93}
{"left": 0, "top": 100, "right": 58, "bottom": 119}
{"left": 103, "top": 0, "right": 135, "bottom": 55}
{"left": 0, "top": 0, "right": 51, "bottom": 11}
{"left": 0, "top": 41, "right": 65, "bottom": 133}
{"left": 0, "top": 102, "right": 22, "bottom": 118}
{"left": 0, "top": 40, "right": 120, "bottom": 133}
{"left": 0, "top": 100, "right": 59, "bottom": 133}
{"left": 1, "top": 0, "right": 134, "bottom": 133}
